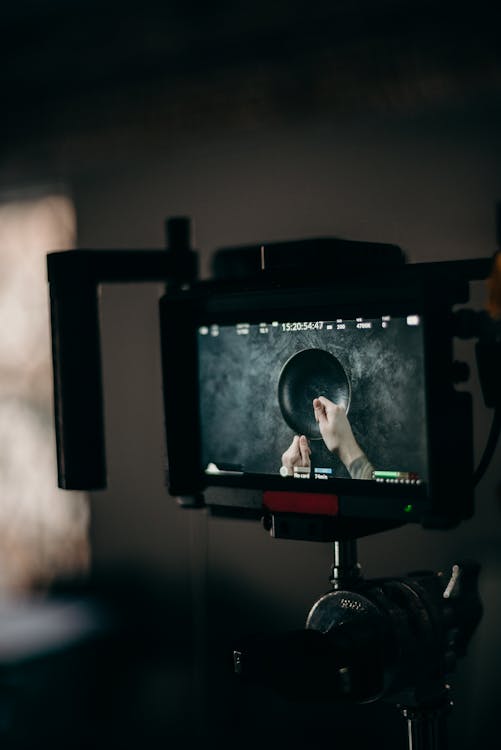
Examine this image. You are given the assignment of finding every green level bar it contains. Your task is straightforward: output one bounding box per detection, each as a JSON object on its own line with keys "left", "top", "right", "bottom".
{"left": 373, "top": 470, "right": 401, "bottom": 478}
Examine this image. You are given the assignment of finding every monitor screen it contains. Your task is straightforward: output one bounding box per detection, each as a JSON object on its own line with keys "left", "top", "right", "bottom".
{"left": 197, "top": 314, "right": 428, "bottom": 490}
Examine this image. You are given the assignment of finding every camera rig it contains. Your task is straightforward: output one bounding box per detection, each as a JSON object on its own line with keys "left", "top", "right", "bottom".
{"left": 47, "top": 216, "right": 500, "bottom": 750}
{"left": 47, "top": 216, "right": 500, "bottom": 538}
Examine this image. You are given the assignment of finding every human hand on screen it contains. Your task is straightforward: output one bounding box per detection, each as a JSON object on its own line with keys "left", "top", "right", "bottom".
{"left": 313, "top": 396, "right": 363, "bottom": 468}
{"left": 280, "top": 435, "right": 311, "bottom": 476}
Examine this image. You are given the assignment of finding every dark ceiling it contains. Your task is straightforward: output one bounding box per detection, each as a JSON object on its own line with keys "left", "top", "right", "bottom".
{"left": 1, "top": 1, "right": 501, "bottom": 148}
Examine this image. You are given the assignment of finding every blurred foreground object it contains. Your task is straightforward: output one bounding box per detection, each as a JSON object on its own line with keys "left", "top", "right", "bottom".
{"left": 0, "top": 194, "right": 89, "bottom": 594}
{"left": 0, "top": 573, "right": 193, "bottom": 749}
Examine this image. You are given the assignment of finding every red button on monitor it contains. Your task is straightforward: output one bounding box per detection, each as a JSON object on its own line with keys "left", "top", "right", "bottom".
{"left": 263, "top": 491, "right": 339, "bottom": 516}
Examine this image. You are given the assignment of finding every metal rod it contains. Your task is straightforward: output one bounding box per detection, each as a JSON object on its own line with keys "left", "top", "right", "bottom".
{"left": 330, "top": 539, "right": 361, "bottom": 589}
{"left": 403, "top": 707, "right": 449, "bottom": 750}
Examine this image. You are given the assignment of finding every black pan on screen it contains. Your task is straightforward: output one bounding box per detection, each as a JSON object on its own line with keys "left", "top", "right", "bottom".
{"left": 278, "top": 348, "right": 351, "bottom": 439}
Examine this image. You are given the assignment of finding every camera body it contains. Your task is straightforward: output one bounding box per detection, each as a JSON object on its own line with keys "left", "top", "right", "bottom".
{"left": 160, "top": 237, "right": 474, "bottom": 534}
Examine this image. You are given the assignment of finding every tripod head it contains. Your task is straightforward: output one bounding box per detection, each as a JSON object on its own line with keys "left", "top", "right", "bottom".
{"left": 233, "top": 550, "right": 482, "bottom": 748}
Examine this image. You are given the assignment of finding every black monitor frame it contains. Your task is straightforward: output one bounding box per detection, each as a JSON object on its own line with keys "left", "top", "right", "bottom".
{"left": 160, "top": 260, "right": 474, "bottom": 530}
{"left": 45, "top": 234, "right": 492, "bottom": 534}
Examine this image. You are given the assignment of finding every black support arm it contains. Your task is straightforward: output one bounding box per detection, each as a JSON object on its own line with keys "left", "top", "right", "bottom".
{"left": 47, "top": 219, "right": 197, "bottom": 490}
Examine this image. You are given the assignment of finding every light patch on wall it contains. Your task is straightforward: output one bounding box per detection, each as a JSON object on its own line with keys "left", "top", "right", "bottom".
{"left": 0, "top": 194, "right": 89, "bottom": 594}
